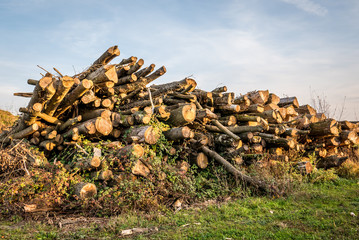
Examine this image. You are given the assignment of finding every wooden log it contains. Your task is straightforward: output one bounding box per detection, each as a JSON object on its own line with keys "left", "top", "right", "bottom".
{"left": 74, "top": 182, "right": 97, "bottom": 199}
{"left": 9, "top": 123, "right": 39, "bottom": 140}
{"left": 116, "top": 65, "right": 131, "bottom": 78}
{"left": 91, "top": 170, "right": 113, "bottom": 181}
{"left": 14, "top": 92, "right": 33, "bottom": 98}
{"left": 163, "top": 127, "right": 193, "bottom": 141}
{"left": 195, "top": 108, "right": 217, "bottom": 123}
{"left": 244, "top": 104, "right": 264, "bottom": 113}
{"left": 117, "top": 73, "right": 137, "bottom": 85}
{"left": 263, "top": 103, "right": 279, "bottom": 111}
{"left": 262, "top": 137, "right": 296, "bottom": 149}
{"left": 44, "top": 76, "right": 75, "bottom": 116}
{"left": 206, "top": 125, "right": 263, "bottom": 134}
{"left": 190, "top": 152, "right": 208, "bottom": 169}
{"left": 81, "top": 90, "right": 97, "bottom": 104}
{"left": 144, "top": 66, "right": 167, "bottom": 84}
{"left": 216, "top": 104, "right": 241, "bottom": 114}
{"left": 296, "top": 105, "right": 317, "bottom": 115}
{"left": 149, "top": 77, "right": 196, "bottom": 98}
{"left": 235, "top": 115, "right": 261, "bottom": 122}
{"left": 59, "top": 115, "right": 82, "bottom": 132}
{"left": 118, "top": 56, "right": 137, "bottom": 66}
{"left": 201, "top": 145, "right": 274, "bottom": 194}
{"left": 135, "top": 64, "right": 155, "bottom": 78}
{"left": 39, "top": 140, "right": 57, "bottom": 151}
{"left": 237, "top": 132, "right": 254, "bottom": 142}
{"left": 214, "top": 134, "right": 242, "bottom": 149}
{"left": 247, "top": 90, "right": 269, "bottom": 105}
{"left": 82, "top": 109, "right": 111, "bottom": 122}
{"left": 55, "top": 79, "right": 93, "bottom": 117}
{"left": 111, "top": 112, "right": 134, "bottom": 127}
{"left": 211, "top": 86, "right": 227, "bottom": 93}
{"left": 296, "top": 161, "right": 314, "bottom": 174}
{"left": 126, "top": 125, "right": 160, "bottom": 145}
{"left": 278, "top": 97, "right": 299, "bottom": 108}
{"left": 117, "top": 144, "right": 144, "bottom": 159}
{"left": 74, "top": 155, "right": 101, "bottom": 171}
{"left": 132, "top": 159, "right": 150, "bottom": 177}
{"left": 126, "top": 59, "right": 144, "bottom": 75}
{"left": 166, "top": 103, "right": 196, "bottom": 126}
{"left": 267, "top": 93, "right": 280, "bottom": 105}
{"left": 340, "top": 130, "right": 358, "bottom": 144}
{"left": 63, "top": 127, "right": 80, "bottom": 141}
{"left": 154, "top": 105, "right": 171, "bottom": 121}
{"left": 193, "top": 132, "right": 210, "bottom": 146}
{"left": 309, "top": 119, "right": 339, "bottom": 136}
{"left": 118, "top": 97, "right": 163, "bottom": 110}
{"left": 92, "top": 45, "right": 120, "bottom": 66}
{"left": 316, "top": 156, "right": 348, "bottom": 169}
{"left": 284, "top": 105, "right": 298, "bottom": 117}
{"left": 87, "top": 65, "right": 118, "bottom": 84}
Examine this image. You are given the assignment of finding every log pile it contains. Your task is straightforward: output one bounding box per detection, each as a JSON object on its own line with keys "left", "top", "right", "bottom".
{"left": 2, "top": 45, "right": 358, "bottom": 197}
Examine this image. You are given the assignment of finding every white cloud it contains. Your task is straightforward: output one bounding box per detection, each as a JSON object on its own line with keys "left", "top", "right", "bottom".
{"left": 280, "top": 0, "right": 328, "bottom": 16}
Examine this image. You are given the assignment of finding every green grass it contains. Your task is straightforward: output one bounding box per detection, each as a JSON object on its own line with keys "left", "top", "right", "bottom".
{"left": 0, "top": 178, "right": 358, "bottom": 239}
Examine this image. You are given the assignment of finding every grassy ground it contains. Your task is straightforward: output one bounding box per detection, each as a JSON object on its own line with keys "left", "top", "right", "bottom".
{"left": 0, "top": 178, "right": 358, "bottom": 240}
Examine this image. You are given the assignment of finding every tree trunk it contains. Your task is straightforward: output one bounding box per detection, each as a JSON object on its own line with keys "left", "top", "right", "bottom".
{"left": 74, "top": 182, "right": 97, "bottom": 199}
{"left": 126, "top": 125, "right": 160, "bottom": 145}
{"left": 163, "top": 126, "right": 193, "bottom": 141}
{"left": 166, "top": 103, "right": 196, "bottom": 126}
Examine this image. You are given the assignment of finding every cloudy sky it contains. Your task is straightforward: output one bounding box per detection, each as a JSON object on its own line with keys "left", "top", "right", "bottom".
{"left": 0, "top": 0, "right": 358, "bottom": 120}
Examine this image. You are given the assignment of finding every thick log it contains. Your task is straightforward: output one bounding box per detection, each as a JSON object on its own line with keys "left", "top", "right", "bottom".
{"left": 296, "top": 105, "right": 317, "bottom": 115}
{"left": 9, "top": 123, "right": 39, "bottom": 140}
{"left": 44, "top": 76, "right": 75, "bottom": 116}
{"left": 117, "top": 73, "right": 137, "bottom": 85}
{"left": 117, "top": 144, "right": 144, "bottom": 159}
{"left": 82, "top": 109, "right": 111, "bottom": 122}
{"left": 216, "top": 104, "right": 241, "bottom": 114}
{"left": 195, "top": 108, "right": 217, "bottom": 123}
{"left": 267, "top": 93, "right": 280, "bottom": 105}
{"left": 91, "top": 170, "right": 113, "bottom": 181}
{"left": 211, "top": 86, "right": 227, "bottom": 93}
{"left": 39, "top": 140, "right": 57, "bottom": 151}
{"left": 278, "top": 97, "right": 299, "bottom": 108}
{"left": 191, "top": 152, "right": 208, "bottom": 169}
{"left": 87, "top": 65, "right": 118, "bottom": 84}
{"left": 263, "top": 103, "right": 279, "bottom": 111}
{"left": 126, "top": 125, "right": 160, "bottom": 145}
{"left": 316, "top": 156, "right": 348, "bottom": 170}
{"left": 211, "top": 120, "right": 241, "bottom": 141}
{"left": 74, "top": 155, "right": 101, "bottom": 171}
{"left": 132, "top": 111, "right": 152, "bottom": 125}
{"left": 247, "top": 90, "right": 269, "bottom": 105}
{"left": 111, "top": 112, "right": 134, "bottom": 127}
{"left": 163, "top": 127, "right": 193, "bottom": 141}
{"left": 244, "top": 104, "right": 264, "bottom": 113}
{"left": 235, "top": 115, "right": 261, "bottom": 123}
{"left": 154, "top": 105, "right": 171, "bottom": 121}
{"left": 92, "top": 45, "right": 120, "bottom": 66}
{"left": 340, "top": 130, "right": 358, "bottom": 144}
{"left": 166, "top": 103, "right": 196, "bottom": 126}
{"left": 214, "top": 134, "right": 242, "bottom": 149}
{"left": 55, "top": 79, "right": 93, "bottom": 116}
{"left": 309, "top": 119, "right": 339, "bottom": 136}
{"left": 74, "top": 182, "right": 97, "bottom": 199}
{"left": 296, "top": 161, "right": 313, "bottom": 174}
{"left": 132, "top": 159, "right": 150, "bottom": 177}
{"left": 81, "top": 90, "right": 97, "bottom": 104}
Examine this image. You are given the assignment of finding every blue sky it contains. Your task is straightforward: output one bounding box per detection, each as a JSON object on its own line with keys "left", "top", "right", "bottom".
{"left": 0, "top": 0, "right": 358, "bottom": 120}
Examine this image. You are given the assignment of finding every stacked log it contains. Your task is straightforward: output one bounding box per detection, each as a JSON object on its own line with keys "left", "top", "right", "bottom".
{"left": 2, "top": 45, "right": 358, "bottom": 197}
